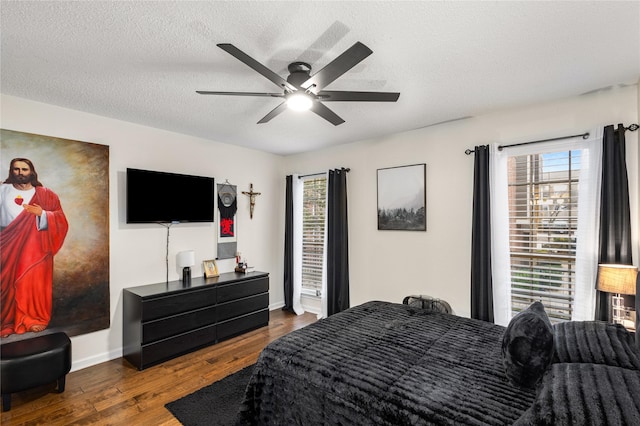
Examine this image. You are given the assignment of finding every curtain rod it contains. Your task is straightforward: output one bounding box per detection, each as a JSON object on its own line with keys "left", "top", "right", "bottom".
{"left": 464, "top": 123, "right": 639, "bottom": 155}
{"left": 498, "top": 131, "right": 591, "bottom": 151}
{"left": 298, "top": 168, "right": 350, "bottom": 179}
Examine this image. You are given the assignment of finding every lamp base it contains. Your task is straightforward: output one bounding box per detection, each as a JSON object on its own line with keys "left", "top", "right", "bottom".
{"left": 612, "top": 293, "right": 625, "bottom": 324}
{"left": 182, "top": 266, "right": 191, "bottom": 283}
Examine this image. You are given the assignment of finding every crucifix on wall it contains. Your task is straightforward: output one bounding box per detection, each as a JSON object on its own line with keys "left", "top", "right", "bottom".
{"left": 242, "top": 183, "right": 261, "bottom": 219}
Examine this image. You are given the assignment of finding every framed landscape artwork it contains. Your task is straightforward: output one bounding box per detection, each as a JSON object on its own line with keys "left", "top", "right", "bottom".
{"left": 377, "top": 163, "right": 426, "bottom": 231}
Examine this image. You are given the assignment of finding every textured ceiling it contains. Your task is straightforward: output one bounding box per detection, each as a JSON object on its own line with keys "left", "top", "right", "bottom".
{"left": 1, "top": 1, "right": 639, "bottom": 155}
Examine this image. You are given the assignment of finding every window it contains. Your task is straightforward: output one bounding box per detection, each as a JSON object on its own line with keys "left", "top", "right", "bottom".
{"left": 507, "top": 151, "right": 580, "bottom": 322}
{"left": 491, "top": 135, "right": 601, "bottom": 326}
{"left": 301, "top": 177, "right": 327, "bottom": 296}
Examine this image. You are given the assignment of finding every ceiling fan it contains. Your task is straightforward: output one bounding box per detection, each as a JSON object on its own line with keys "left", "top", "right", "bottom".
{"left": 197, "top": 42, "right": 400, "bottom": 126}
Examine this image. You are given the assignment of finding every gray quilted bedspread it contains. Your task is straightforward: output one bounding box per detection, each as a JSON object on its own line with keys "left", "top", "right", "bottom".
{"left": 236, "top": 301, "right": 535, "bottom": 425}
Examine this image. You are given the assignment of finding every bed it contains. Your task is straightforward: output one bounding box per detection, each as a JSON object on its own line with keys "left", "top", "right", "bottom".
{"left": 236, "top": 300, "right": 640, "bottom": 425}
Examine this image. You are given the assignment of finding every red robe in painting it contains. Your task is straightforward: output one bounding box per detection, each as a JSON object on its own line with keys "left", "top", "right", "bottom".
{"left": 1, "top": 186, "right": 68, "bottom": 336}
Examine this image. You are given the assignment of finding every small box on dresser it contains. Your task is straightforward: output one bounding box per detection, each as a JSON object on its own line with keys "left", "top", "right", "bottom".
{"left": 123, "top": 271, "right": 269, "bottom": 370}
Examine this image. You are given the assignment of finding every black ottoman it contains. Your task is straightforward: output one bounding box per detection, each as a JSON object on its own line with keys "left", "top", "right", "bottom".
{"left": 1, "top": 332, "right": 72, "bottom": 411}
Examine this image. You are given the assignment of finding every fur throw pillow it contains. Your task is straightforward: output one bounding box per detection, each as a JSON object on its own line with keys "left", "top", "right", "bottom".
{"left": 502, "top": 301, "right": 555, "bottom": 388}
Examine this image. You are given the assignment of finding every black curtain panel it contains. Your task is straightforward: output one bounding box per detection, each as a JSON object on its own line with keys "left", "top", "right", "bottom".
{"left": 327, "top": 168, "right": 350, "bottom": 316}
{"left": 471, "top": 145, "right": 494, "bottom": 323}
{"left": 282, "top": 175, "right": 294, "bottom": 312}
{"left": 595, "top": 124, "right": 633, "bottom": 323}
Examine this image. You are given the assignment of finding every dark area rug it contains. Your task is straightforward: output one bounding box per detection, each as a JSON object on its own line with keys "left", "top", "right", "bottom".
{"left": 165, "top": 364, "right": 254, "bottom": 426}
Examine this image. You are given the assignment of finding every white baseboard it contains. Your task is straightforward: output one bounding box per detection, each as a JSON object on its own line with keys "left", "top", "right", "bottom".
{"left": 269, "top": 301, "right": 285, "bottom": 310}
{"left": 71, "top": 347, "right": 123, "bottom": 372}
{"left": 270, "top": 299, "right": 321, "bottom": 316}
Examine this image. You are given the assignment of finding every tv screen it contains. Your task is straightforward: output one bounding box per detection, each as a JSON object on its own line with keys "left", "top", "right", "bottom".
{"left": 126, "top": 168, "right": 215, "bottom": 223}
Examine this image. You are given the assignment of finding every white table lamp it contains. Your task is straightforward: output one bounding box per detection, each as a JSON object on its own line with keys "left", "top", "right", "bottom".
{"left": 596, "top": 264, "right": 638, "bottom": 324}
{"left": 177, "top": 250, "right": 195, "bottom": 283}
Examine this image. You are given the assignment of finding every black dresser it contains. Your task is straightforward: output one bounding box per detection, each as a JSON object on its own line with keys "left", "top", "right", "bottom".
{"left": 123, "top": 271, "right": 269, "bottom": 370}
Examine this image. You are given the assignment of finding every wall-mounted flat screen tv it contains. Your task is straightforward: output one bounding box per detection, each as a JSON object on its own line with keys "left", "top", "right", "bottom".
{"left": 126, "top": 168, "right": 215, "bottom": 223}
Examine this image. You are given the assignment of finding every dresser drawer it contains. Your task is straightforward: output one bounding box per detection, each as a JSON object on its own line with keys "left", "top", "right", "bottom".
{"left": 142, "top": 286, "right": 217, "bottom": 321}
{"left": 217, "top": 277, "right": 268, "bottom": 303}
{"left": 141, "top": 324, "right": 217, "bottom": 368}
{"left": 217, "top": 293, "right": 269, "bottom": 322}
{"left": 142, "top": 305, "right": 217, "bottom": 343}
{"left": 217, "top": 309, "right": 269, "bottom": 341}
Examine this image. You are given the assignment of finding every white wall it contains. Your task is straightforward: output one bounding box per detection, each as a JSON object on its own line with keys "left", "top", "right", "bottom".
{"left": 0, "top": 94, "right": 286, "bottom": 371}
{"left": 284, "top": 85, "right": 639, "bottom": 318}
{"left": 2, "top": 85, "right": 638, "bottom": 372}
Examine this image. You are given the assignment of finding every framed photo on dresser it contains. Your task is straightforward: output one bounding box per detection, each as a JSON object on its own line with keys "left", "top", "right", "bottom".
{"left": 203, "top": 259, "right": 219, "bottom": 278}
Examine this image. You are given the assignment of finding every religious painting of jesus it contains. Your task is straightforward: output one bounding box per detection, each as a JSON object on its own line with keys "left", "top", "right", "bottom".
{"left": 0, "top": 129, "right": 110, "bottom": 342}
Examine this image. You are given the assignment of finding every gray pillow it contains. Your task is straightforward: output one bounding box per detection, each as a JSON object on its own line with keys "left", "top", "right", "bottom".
{"left": 502, "top": 301, "right": 555, "bottom": 388}
{"left": 553, "top": 321, "right": 640, "bottom": 370}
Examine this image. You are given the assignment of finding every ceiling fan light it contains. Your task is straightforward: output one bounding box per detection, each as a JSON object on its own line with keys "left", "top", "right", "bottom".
{"left": 287, "top": 93, "right": 313, "bottom": 111}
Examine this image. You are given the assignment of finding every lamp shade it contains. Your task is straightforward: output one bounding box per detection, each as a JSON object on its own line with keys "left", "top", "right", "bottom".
{"left": 596, "top": 264, "right": 638, "bottom": 295}
{"left": 176, "top": 250, "right": 195, "bottom": 268}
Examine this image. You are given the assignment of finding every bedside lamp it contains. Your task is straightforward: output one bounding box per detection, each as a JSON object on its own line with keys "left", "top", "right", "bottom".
{"left": 177, "top": 250, "right": 195, "bottom": 283}
{"left": 596, "top": 264, "right": 638, "bottom": 324}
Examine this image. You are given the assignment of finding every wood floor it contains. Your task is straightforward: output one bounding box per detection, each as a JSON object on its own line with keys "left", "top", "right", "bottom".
{"left": 1, "top": 309, "right": 316, "bottom": 426}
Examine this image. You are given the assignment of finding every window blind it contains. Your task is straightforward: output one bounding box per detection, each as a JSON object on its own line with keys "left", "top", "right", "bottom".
{"left": 507, "top": 151, "right": 580, "bottom": 322}
{"left": 301, "top": 177, "right": 327, "bottom": 296}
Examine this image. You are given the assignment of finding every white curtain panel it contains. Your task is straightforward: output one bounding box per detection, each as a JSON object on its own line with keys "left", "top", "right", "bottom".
{"left": 489, "top": 143, "right": 513, "bottom": 327}
{"left": 490, "top": 131, "right": 602, "bottom": 326}
{"left": 572, "top": 130, "right": 602, "bottom": 321}
{"left": 292, "top": 174, "right": 305, "bottom": 315}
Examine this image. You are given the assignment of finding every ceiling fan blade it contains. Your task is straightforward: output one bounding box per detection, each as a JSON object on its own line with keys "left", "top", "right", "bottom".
{"left": 217, "top": 43, "right": 297, "bottom": 92}
{"left": 310, "top": 102, "right": 345, "bottom": 126}
{"left": 301, "top": 42, "right": 372, "bottom": 91}
{"left": 257, "top": 102, "right": 288, "bottom": 124}
{"left": 196, "top": 91, "right": 284, "bottom": 98}
{"left": 317, "top": 90, "right": 400, "bottom": 102}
